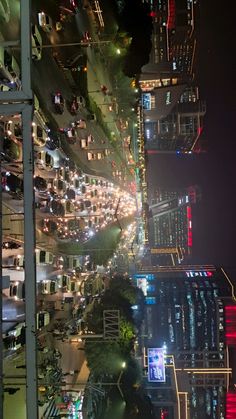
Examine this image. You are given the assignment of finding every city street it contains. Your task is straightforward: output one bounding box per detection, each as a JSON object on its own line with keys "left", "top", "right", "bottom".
{"left": 1, "top": 2, "right": 137, "bottom": 419}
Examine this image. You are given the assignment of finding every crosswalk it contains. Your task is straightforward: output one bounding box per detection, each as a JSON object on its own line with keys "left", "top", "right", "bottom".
{"left": 41, "top": 398, "right": 60, "bottom": 419}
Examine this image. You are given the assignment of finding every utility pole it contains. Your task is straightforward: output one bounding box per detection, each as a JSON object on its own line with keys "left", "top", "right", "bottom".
{"left": 0, "top": 1, "right": 38, "bottom": 418}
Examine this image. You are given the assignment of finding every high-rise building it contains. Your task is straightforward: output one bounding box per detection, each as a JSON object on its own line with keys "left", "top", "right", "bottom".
{"left": 148, "top": 187, "right": 200, "bottom": 265}
{"left": 134, "top": 266, "right": 236, "bottom": 419}
{"left": 138, "top": 0, "right": 206, "bottom": 152}
{"left": 140, "top": 83, "right": 206, "bottom": 152}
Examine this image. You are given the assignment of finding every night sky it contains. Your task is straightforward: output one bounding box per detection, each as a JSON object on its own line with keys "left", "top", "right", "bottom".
{"left": 147, "top": 1, "right": 235, "bottom": 267}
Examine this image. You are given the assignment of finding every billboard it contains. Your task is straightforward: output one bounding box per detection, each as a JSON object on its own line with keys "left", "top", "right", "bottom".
{"left": 148, "top": 348, "right": 166, "bottom": 382}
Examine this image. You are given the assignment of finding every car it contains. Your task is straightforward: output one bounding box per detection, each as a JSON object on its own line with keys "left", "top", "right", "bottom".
{"left": 2, "top": 241, "right": 22, "bottom": 249}
{"left": 4, "top": 119, "right": 22, "bottom": 138}
{"left": 50, "top": 199, "right": 65, "bottom": 216}
{"left": 3, "top": 49, "right": 21, "bottom": 89}
{"left": 87, "top": 113, "right": 97, "bottom": 121}
{"left": 2, "top": 172, "right": 23, "bottom": 194}
{"left": 74, "top": 119, "right": 86, "bottom": 129}
{"left": 38, "top": 12, "right": 53, "bottom": 32}
{"left": 39, "top": 280, "right": 58, "bottom": 294}
{"left": 9, "top": 281, "right": 25, "bottom": 300}
{"left": 5, "top": 322, "right": 26, "bottom": 350}
{"left": 69, "top": 96, "right": 79, "bottom": 115}
{"left": 63, "top": 127, "right": 77, "bottom": 144}
{"left": 69, "top": 0, "right": 80, "bottom": 13}
{"left": 52, "top": 92, "right": 65, "bottom": 114}
{"left": 45, "top": 134, "right": 61, "bottom": 150}
{"left": 97, "top": 152, "right": 104, "bottom": 160}
{"left": 57, "top": 274, "right": 70, "bottom": 291}
{"left": 35, "top": 151, "right": 54, "bottom": 171}
{"left": 35, "top": 250, "right": 54, "bottom": 265}
{"left": 37, "top": 311, "right": 50, "bottom": 329}
{"left": 31, "top": 24, "right": 42, "bottom": 60}
{"left": 51, "top": 178, "right": 67, "bottom": 193}
{"left": 34, "top": 175, "right": 47, "bottom": 191}
{"left": 80, "top": 139, "right": 88, "bottom": 149}
{"left": 87, "top": 152, "right": 96, "bottom": 161}
{"left": 77, "top": 95, "right": 86, "bottom": 107}
{"left": 81, "top": 31, "right": 92, "bottom": 46}
{"left": 87, "top": 134, "right": 94, "bottom": 144}
{"left": 8, "top": 254, "right": 24, "bottom": 270}
{"left": 32, "top": 121, "right": 48, "bottom": 147}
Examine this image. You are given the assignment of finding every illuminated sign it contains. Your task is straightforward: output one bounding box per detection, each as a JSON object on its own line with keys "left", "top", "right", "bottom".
{"left": 187, "top": 206, "right": 192, "bottom": 247}
{"left": 186, "top": 271, "right": 213, "bottom": 278}
{"left": 142, "top": 93, "right": 151, "bottom": 110}
{"left": 148, "top": 348, "right": 166, "bottom": 382}
{"left": 136, "top": 276, "right": 147, "bottom": 296}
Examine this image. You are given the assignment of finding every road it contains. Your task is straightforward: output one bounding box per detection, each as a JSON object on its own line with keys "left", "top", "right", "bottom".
{"left": 3, "top": 315, "right": 87, "bottom": 419}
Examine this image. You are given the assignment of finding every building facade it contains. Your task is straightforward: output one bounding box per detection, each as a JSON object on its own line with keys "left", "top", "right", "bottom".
{"left": 139, "top": 0, "right": 206, "bottom": 152}
{"left": 148, "top": 187, "right": 200, "bottom": 265}
{"left": 134, "top": 266, "right": 235, "bottom": 419}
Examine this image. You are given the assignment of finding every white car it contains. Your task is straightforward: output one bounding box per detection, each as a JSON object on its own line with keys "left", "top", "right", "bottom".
{"left": 31, "top": 24, "right": 42, "bottom": 60}
{"left": 39, "top": 280, "right": 58, "bottom": 294}
{"left": 87, "top": 152, "right": 96, "bottom": 161}
{"left": 38, "top": 12, "right": 53, "bottom": 32}
{"left": 32, "top": 121, "right": 48, "bottom": 147}
{"left": 35, "top": 250, "right": 54, "bottom": 265}
{"left": 9, "top": 281, "right": 25, "bottom": 300}
{"left": 80, "top": 139, "right": 88, "bottom": 149}
{"left": 8, "top": 254, "right": 24, "bottom": 270}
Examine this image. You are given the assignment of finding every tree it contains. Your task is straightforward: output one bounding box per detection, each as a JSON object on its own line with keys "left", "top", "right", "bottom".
{"left": 85, "top": 340, "right": 122, "bottom": 376}
{"left": 109, "top": 275, "right": 138, "bottom": 305}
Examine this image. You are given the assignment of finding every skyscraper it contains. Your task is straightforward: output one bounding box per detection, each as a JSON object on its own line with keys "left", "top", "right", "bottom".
{"left": 134, "top": 266, "right": 235, "bottom": 419}
{"left": 139, "top": 0, "right": 206, "bottom": 152}
{"left": 148, "top": 186, "right": 200, "bottom": 265}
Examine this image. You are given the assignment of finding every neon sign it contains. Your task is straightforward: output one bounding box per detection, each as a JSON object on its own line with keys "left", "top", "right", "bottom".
{"left": 186, "top": 271, "right": 213, "bottom": 278}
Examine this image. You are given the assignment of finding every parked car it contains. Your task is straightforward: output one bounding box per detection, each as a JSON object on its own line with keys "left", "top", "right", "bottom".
{"left": 2, "top": 172, "right": 23, "bottom": 194}
{"left": 8, "top": 254, "right": 24, "bottom": 270}
{"left": 4, "top": 119, "right": 22, "bottom": 138}
{"left": 5, "top": 322, "right": 26, "bottom": 350}
{"left": 32, "top": 121, "right": 48, "bottom": 147}
{"left": 31, "top": 24, "right": 42, "bottom": 60}
{"left": 9, "top": 281, "right": 25, "bottom": 300}
{"left": 38, "top": 11, "right": 53, "bottom": 32}
{"left": 37, "top": 311, "right": 50, "bottom": 330}
{"left": 52, "top": 92, "right": 65, "bottom": 114}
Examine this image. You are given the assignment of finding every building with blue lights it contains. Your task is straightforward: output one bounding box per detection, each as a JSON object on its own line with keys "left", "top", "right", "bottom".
{"left": 134, "top": 266, "right": 235, "bottom": 419}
